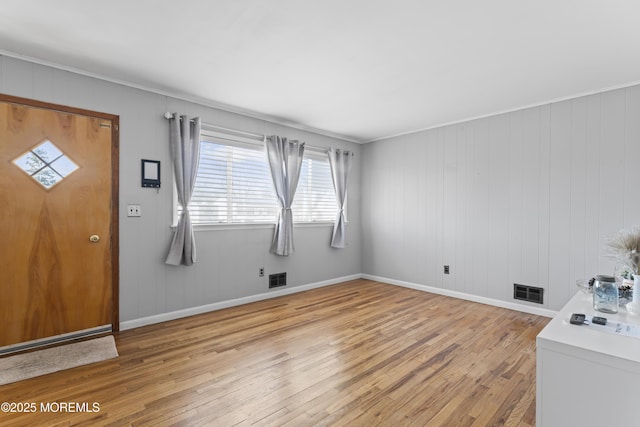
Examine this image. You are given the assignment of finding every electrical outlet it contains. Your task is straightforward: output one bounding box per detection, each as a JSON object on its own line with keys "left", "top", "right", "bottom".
{"left": 127, "top": 205, "right": 141, "bottom": 217}
{"left": 259, "top": 267, "right": 265, "bottom": 277}
{"left": 444, "top": 265, "right": 450, "bottom": 274}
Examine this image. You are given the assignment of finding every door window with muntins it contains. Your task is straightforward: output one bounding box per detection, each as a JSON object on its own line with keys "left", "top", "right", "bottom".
{"left": 12, "top": 139, "right": 79, "bottom": 189}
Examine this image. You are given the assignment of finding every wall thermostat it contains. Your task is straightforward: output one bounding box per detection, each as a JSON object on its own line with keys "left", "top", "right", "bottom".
{"left": 141, "top": 159, "right": 161, "bottom": 188}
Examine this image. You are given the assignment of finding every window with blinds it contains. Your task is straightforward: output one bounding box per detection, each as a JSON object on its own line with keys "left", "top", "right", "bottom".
{"left": 292, "top": 153, "right": 337, "bottom": 222}
{"left": 186, "top": 136, "right": 338, "bottom": 225}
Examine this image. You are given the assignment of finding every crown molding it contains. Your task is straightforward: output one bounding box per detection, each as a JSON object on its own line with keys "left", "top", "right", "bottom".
{"left": 365, "top": 79, "right": 640, "bottom": 143}
{"left": 0, "top": 49, "right": 363, "bottom": 144}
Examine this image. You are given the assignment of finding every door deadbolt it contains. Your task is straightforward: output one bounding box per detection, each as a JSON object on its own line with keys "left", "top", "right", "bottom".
{"left": 89, "top": 235, "right": 100, "bottom": 243}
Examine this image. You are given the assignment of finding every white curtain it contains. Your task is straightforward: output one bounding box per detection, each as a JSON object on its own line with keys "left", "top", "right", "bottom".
{"left": 328, "top": 148, "right": 352, "bottom": 248}
{"left": 165, "top": 114, "right": 201, "bottom": 266}
{"left": 265, "top": 135, "right": 305, "bottom": 256}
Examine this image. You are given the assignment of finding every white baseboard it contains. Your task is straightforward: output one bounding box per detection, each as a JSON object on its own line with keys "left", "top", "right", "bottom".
{"left": 119, "top": 274, "right": 362, "bottom": 331}
{"left": 362, "top": 274, "right": 557, "bottom": 318}
{"left": 120, "top": 272, "right": 556, "bottom": 331}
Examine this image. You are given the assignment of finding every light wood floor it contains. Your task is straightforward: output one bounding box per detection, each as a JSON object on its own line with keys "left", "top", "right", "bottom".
{"left": 0, "top": 279, "right": 549, "bottom": 426}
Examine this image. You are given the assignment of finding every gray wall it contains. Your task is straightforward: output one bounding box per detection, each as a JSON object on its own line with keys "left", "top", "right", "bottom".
{"left": 362, "top": 85, "right": 640, "bottom": 311}
{"left": 0, "top": 55, "right": 362, "bottom": 324}
{"left": 5, "top": 52, "right": 639, "bottom": 320}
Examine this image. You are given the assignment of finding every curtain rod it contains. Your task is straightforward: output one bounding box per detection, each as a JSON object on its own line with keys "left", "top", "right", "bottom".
{"left": 164, "top": 112, "right": 264, "bottom": 140}
{"left": 164, "top": 112, "right": 351, "bottom": 154}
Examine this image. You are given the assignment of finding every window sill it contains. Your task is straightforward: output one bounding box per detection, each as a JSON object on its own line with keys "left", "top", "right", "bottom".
{"left": 170, "top": 221, "right": 338, "bottom": 232}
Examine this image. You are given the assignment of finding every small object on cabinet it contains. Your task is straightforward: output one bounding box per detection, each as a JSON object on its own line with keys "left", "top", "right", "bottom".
{"left": 592, "top": 316, "right": 607, "bottom": 325}
{"left": 569, "top": 313, "right": 586, "bottom": 325}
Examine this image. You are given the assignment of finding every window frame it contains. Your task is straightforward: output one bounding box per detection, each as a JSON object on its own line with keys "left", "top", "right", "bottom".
{"left": 171, "top": 130, "right": 343, "bottom": 231}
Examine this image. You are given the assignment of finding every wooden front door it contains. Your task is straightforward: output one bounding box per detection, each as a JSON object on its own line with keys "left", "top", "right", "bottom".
{"left": 0, "top": 95, "right": 119, "bottom": 348}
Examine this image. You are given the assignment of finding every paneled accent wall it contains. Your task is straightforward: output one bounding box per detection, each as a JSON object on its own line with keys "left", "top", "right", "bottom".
{"left": 0, "top": 55, "right": 362, "bottom": 325}
{"left": 362, "top": 85, "right": 640, "bottom": 311}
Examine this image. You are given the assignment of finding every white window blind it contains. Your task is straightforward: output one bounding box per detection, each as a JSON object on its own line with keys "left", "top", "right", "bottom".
{"left": 292, "top": 153, "right": 337, "bottom": 222}
{"left": 189, "top": 137, "right": 277, "bottom": 224}
{"left": 185, "top": 135, "right": 339, "bottom": 225}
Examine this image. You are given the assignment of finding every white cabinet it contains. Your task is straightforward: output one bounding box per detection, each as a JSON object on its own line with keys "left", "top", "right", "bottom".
{"left": 536, "top": 292, "right": 640, "bottom": 427}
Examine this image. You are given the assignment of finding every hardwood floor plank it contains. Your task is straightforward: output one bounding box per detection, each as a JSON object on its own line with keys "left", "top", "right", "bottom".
{"left": 0, "top": 279, "right": 548, "bottom": 426}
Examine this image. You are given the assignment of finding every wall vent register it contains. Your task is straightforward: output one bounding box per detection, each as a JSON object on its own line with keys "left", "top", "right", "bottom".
{"left": 269, "top": 272, "right": 287, "bottom": 289}
{"left": 513, "top": 284, "right": 544, "bottom": 304}
{"left": 13, "top": 139, "right": 78, "bottom": 189}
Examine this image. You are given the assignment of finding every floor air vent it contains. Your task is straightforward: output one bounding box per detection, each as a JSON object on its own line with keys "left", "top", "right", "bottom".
{"left": 514, "top": 284, "right": 544, "bottom": 304}
{"left": 269, "top": 272, "right": 287, "bottom": 289}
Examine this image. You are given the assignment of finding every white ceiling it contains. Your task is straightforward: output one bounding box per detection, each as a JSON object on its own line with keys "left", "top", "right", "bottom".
{"left": 1, "top": 1, "right": 639, "bottom": 143}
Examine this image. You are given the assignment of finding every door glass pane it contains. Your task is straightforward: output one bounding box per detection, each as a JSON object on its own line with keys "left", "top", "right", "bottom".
{"left": 50, "top": 156, "right": 79, "bottom": 177}
{"left": 12, "top": 139, "right": 79, "bottom": 189}
{"left": 33, "top": 167, "right": 63, "bottom": 189}
{"left": 13, "top": 152, "right": 45, "bottom": 174}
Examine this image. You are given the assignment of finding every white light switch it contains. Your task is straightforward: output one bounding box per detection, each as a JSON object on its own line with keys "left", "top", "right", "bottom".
{"left": 127, "top": 204, "right": 141, "bottom": 217}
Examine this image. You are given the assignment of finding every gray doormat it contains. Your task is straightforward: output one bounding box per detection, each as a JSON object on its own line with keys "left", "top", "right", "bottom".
{"left": 0, "top": 335, "right": 118, "bottom": 385}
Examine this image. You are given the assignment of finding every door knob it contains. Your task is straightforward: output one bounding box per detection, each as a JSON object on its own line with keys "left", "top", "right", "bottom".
{"left": 89, "top": 235, "right": 100, "bottom": 243}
